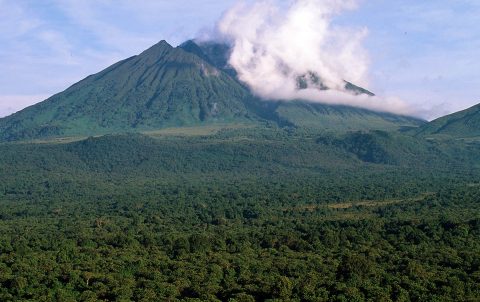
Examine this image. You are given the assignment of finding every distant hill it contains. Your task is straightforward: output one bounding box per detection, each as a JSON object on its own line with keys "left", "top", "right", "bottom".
{"left": 0, "top": 40, "right": 424, "bottom": 141}
{"left": 416, "top": 103, "right": 480, "bottom": 138}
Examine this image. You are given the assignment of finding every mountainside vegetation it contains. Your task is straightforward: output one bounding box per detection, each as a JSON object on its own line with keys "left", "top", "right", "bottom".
{"left": 416, "top": 103, "right": 480, "bottom": 138}
{"left": 0, "top": 41, "right": 256, "bottom": 141}
{"left": 0, "top": 128, "right": 480, "bottom": 301}
{"left": 0, "top": 40, "right": 424, "bottom": 142}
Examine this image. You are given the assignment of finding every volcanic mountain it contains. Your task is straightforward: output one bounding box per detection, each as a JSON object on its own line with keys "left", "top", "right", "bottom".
{"left": 0, "top": 40, "right": 424, "bottom": 141}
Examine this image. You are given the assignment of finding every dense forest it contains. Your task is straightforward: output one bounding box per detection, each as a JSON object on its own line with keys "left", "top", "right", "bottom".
{"left": 0, "top": 128, "right": 479, "bottom": 301}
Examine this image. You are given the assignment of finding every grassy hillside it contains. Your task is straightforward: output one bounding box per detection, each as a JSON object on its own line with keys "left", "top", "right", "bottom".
{"left": 0, "top": 41, "right": 257, "bottom": 141}
{"left": 416, "top": 103, "right": 480, "bottom": 138}
{"left": 270, "top": 101, "right": 424, "bottom": 131}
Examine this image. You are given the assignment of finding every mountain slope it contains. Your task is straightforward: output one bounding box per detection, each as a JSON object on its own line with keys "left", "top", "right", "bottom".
{"left": 416, "top": 103, "right": 480, "bottom": 138}
{"left": 0, "top": 39, "right": 425, "bottom": 141}
{"left": 180, "top": 40, "right": 424, "bottom": 131}
{"left": 180, "top": 40, "right": 376, "bottom": 96}
{"left": 0, "top": 41, "right": 256, "bottom": 141}
{"left": 268, "top": 101, "right": 424, "bottom": 131}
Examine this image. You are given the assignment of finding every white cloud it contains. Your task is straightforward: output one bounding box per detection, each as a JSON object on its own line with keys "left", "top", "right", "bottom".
{"left": 359, "top": 0, "right": 480, "bottom": 119}
{"left": 217, "top": 0, "right": 411, "bottom": 114}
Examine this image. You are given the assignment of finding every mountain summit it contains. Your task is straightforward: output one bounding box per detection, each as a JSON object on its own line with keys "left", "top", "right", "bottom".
{"left": 0, "top": 40, "right": 423, "bottom": 141}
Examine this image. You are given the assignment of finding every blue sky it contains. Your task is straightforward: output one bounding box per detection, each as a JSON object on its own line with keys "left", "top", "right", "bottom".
{"left": 0, "top": 0, "right": 478, "bottom": 120}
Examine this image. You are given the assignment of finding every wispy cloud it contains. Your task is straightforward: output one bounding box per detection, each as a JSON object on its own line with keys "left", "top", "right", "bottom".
{"left": 216, "top": 0, "right": 413, "bottom": 115}
{"left": 355, "top": 0, "right": 480, "bottom": 119}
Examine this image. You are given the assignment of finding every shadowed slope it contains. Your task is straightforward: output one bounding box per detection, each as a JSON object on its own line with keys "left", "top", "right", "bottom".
{"left": 181, "top": 40, "right": 424, "bottom": 131}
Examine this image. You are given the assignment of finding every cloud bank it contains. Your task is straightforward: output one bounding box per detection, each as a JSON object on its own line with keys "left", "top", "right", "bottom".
{"left": 217, "top": 0, "right": 411, "bottom": 115}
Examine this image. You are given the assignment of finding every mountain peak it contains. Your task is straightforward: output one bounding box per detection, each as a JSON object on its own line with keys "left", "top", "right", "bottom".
{"left": 139, "top": 40, "right": 174, "bottom": 57}
{"left": 179, "top": 40, "right": 238, "bottom": 78}
{"left": 154, "top": 40, "right": 172, "bottom": 48}
{"left": 179, "top": 39, "right": 199, "bottom": 49}
{"left": 0, "top": 39, "right": 254, "bottom": 141}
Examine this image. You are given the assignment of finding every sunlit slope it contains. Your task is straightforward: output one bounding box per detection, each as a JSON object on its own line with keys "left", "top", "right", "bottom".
{"left": 0, "top": 40, "right": 425, "bottom": 141}
{"left": 0, "top": 41, "right": 256, "bottom": 141}
{"left": 417, "top": 104, "right": 480, "bottom": 138}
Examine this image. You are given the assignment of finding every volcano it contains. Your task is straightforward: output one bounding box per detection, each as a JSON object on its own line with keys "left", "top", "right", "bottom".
{"left": 0, "top": 40, "right": 424, "bottom": 141}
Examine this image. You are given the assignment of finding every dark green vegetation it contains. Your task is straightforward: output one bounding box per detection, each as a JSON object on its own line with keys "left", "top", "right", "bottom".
{"left": 416, "top": 104, "right": 480, "bottom": 138}
{"left": 1, "top": 39, "right": 480, "bottom": 301}
{"left": 0, "top": 40, "right": 422, "bottom": 142}
{"left": 1, "top": 127, "right": 480, "bottom": 301}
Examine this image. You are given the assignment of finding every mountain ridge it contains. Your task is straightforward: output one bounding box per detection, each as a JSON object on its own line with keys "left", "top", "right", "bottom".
{"left": 416, "top": 103, "right": 480, "bottom": 138}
